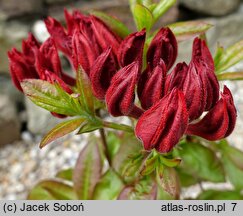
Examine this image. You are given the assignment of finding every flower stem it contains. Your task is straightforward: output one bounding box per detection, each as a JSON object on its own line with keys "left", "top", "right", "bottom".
{"left": 99, "top": 128, "right": 112, "bottom": 167}
{"left": 102, "top": 121, "right": 134, "bottom": 133}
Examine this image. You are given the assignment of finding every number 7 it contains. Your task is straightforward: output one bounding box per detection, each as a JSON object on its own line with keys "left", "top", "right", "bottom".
{"left": 231, "top": 203, "right": 237, "bottom": 211}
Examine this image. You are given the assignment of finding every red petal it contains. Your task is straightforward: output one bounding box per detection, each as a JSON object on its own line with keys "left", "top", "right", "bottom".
{"left": 186, "top": 86, "right": 237, "bottom": 140}
{"left": 44, "top": 17, "right": 72, "bottom": 58}
{"left": 118, "top": 29, "right": 146, "bottom": 67}
{"left": 147, "top": 27, "right": 177, "bottom": 70}
{"left": 135, "top": 89, "right": 188, "bottom": 153}
{"left": 138, "top": 59, "right": 167, "bottom": 110}
{"left": 90, "top": 48, "right": 117, "bottom": 100}
{"left": 106, "top": 61, "right": 141, "bottom": 117}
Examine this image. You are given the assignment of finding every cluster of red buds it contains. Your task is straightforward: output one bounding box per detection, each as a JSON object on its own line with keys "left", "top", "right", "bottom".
{"left": 8, "top": 10, "right": 237, "bottom": 153}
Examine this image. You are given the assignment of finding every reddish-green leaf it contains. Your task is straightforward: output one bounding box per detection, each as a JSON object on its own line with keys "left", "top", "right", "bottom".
{"left": 73, "top": 141, "right": 102, "bottom": 199}
{"left": 28, "top": 179, "right": 76, "bottom": 200}
{"left": 56, "top": 168, "right": 73, "bottom": 182}
{"left": 156, "top": 167, "right": 180, "bottom": 200}
{"left": 167, "top": 21, "right": 213, "bottom": 42}
{"left": 40, "top": 118, "right": 86, "bottom": 148}
{"left": 90, "top": 11, "right": 130, "bottom": 38}
{"left": 77, "top": 67, "right": 94, "bottom": 114}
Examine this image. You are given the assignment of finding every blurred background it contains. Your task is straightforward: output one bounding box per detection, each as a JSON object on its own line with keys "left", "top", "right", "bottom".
{"left": 0, "top": 0, "right": 243, "bottom": 199}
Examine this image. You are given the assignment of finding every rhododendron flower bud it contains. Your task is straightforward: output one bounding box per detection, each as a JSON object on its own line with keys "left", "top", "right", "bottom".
{"left": 72, "top": 29, "right": 101, "bottom": 74}
{"left": 106, "top": 61, "right": 142, "bottom": 118}
{"left": 186, "top": 86, "right": 237, "bottom": 140}
{"left": 35, "top": 38, "right": 62, "bottom": 79}
{"left": 91, "top": 16, "right": 121, "bottom": 55}
{"left": 138, "top": 59, "right": 167, "bottom": 110}
{"left": 147, "top": 27, "right": 177, "bottom": 70}
{"left": 192, "top": 38, "right": 219, "bottom": 111}
{"left": 44, "top": 17, "right": 72, "bottom": 58}
{"left": 135, "top": 89, "right": 188, "bottom": 153}
{"left": 118, "top": 29, "right": 146, "bottom": 67}
{"left": 90, "top": 48, "right": 117, "bottom": 100}
{"left": 8, "top": 48, "right": 39, "bottom": 91}
{"left": 166, "top": 61, "right": 205, "bottom": 121}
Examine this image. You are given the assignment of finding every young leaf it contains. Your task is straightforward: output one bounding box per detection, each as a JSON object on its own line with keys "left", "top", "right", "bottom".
{"left": 132, "top": 4, "right": 153, "bottom": 31}
{"left": 92, "top": 169, "right": 124, "bottom": 200}
{"left": 77, "top": 67, "right": 94, "bottom": 114}
{"left": 90, "top": 11, "right": 130, "bottom": 38}
{"left": 173, "top": 142, "right": 225, "bottom": 183}
{"left": 106, "top": 131, "right": 122, "bottom": 161}
{"left": 197, "top": 190, "right": 243, "bottom": 200}
{"left": 217, "top": 72, "right": 243, "bottom": 80}
{"left": 152, "top": 0, "right": 176, "bottom": 23}
{"left": 156, "top": 167, "right": 180, "bottom": 200}
{"left": 112, "top": 134, "right": 143, "bottom": 183}
{"left": 56, "top": 168, "right": 73, "bottom": 182}
{"left": 28, "top": 180, "right": 77, "bottom": 200}
{"left": 73, "top": 141, "right": 102, "bottom": 199}
{"left": 215, "top": 40, "right": 243, "bottom": 73}
{"left": 167, "top": 21, "right": 213, "bottom": 42}
{"left": 21, "top": 79, "right": 78, "bottom": 116}
{"left": 40, "top": 118, "right": 85, "bottom": 148}
{"left": 118, "top": 176, "right": 157, "bottom": 200}
{"left": 76, "top": 121, "right": 102, "bottom": 134}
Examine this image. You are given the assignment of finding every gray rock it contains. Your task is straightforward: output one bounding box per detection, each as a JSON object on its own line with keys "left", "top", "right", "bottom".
{"left": 0, "top": 0, "right": 44, "bottom": 21}
{"left": 179, "top": 0, "right": 241, "bottom": 16}
{"left": 0, "top": 21, "right": 30, "bottom": 74}
{"left": 25, "top": 98, "right": 62, "bottom": 135}
{"left": 0, "top": 94, "right": 20, "bottom": 146}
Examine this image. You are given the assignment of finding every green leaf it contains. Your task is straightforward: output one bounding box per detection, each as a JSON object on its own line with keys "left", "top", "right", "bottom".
{"left": 174, "top": 142, "right": 225, "bottom": 183}
{"left": 118, "top": 176, "right": 157, "bottom": 200}
{"left": 40, "top": 118, "right": 85, "bottom": 148}
{"left": 90, "top": 11, "right": 130, "bottom": 38}
{"left": 215, "top": 40, "right": 243, "bottom": 73}
{"left": 176, "top": 168, "right": 198, "bottom": 187}
{"left": 112, "top": 134, "right": 143, "bottom": 183}
{"left": 73, "top": 141, "right": 102, "bottom": 199}
{"left": 92, "top": 169, "right": 124, "bottom": 200}
{"left": 106, "top": 131, "right": 122, "bottom": 161}
{"left": 167, "top": 21, "right": 213, "bottom": 42}
{"left": 152, "top": 0, "right": 176, "bottom": 23}
{"left": 76, "top": 120, "right": 102, "bottom": 134}
{"left": 56, "top": 168, "right": 73, "bottom": 182}
{"left": 133, "top": 4, "right": 153, "bottom": 31}
{"left": 76, "top": 67, "right": 94, "bottom": 114}
{"left": 217, "top": 72, "right": 243, "bottom": 80}
{"left": 197, "top": 190, "right": 243, "bottom": 200}
{"left": 28, "top": 180, "right": 76, "bottom": 200}
{"left": 156, "top": 167, "right": 180, "bottom": 200}
{"left": 220, "top": 153, "right": 243, "bottom": 190}
{"left": 21, "top": 79, "right": 81, "bottom": 116}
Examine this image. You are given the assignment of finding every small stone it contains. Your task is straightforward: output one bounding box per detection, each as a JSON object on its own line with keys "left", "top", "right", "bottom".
{"left": 179, "top": 0, "right": 241, "bottom": 16}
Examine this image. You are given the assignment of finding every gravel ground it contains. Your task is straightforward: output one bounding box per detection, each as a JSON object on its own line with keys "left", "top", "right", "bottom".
{"left": 0, "top": 77, "right": 243, "bottom": 200}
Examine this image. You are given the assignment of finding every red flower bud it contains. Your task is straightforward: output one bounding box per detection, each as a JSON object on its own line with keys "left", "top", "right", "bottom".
{"left": 72, "top": 29, "right": 100, "bottom": 74}
{"left": 118, "top": 29, "right": 146, "bottom": 67}
{"left": 166, "top": 61, "right": 205, "bottom": 121}
{"left": 8, "top": 48, "right": 39, "bottom": 91}
{"left": 35, "top": 38, "right": 62, "bottom": 79}
{"left": 192, "top": 38, "right": 219, "bottom": 111}
{"left": 45, "top": 17, "right": 72, "bottom": 59}
{"left": 135, "top": 88, "right": 188, "bottom": 153}
{"left": 90, "top": 48, "right": 117, "bottom": 100}
{"left": 138, "top": 59, "right": 167, "bottom": 110}
{"left": 186, "top": 86, "right": 237, "bottom": 140}
{"left": 147, "top": 27, "right": 177, "bottom": 70}
{"left": 106, "top": 61, "right": 142, "bottom": 117}
{"left": 91, "top": 16, "right": 121, "bottom": 55}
